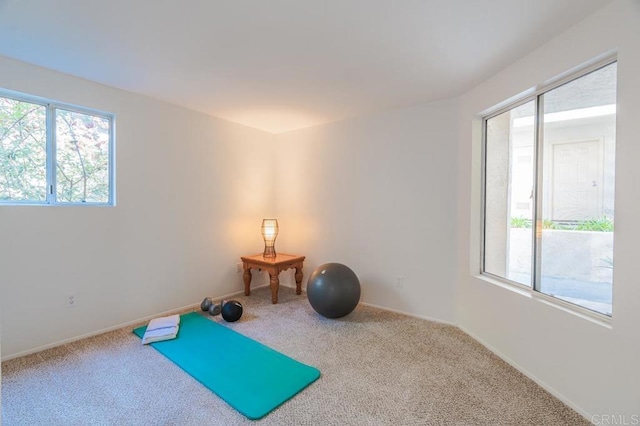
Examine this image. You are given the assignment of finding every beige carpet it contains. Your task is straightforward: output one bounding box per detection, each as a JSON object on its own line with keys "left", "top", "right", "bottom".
{"left": 2, "top": 287, "right": 587, "bottom": 425}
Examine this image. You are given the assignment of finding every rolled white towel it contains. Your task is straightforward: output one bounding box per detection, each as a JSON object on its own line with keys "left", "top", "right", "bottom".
{"left": 141, "top": 314, "right": 180, "bottom": 345}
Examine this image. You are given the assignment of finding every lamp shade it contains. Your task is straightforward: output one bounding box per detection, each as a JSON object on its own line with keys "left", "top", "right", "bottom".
{"left": 261, "top": 219, "right": 279, "bottom": 258}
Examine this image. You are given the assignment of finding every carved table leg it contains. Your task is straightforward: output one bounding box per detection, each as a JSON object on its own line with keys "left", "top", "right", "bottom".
{"left": 270, "top": 273, "right": 279, "bottom": 304}
{"left": 295, "top": 266, "right": 303, "bottom": 295}
{"left": 243, "top": 267, "right": 252, "bottom": 296}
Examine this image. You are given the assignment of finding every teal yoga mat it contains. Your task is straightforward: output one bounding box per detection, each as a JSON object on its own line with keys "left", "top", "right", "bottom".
{"left": 133, "top": 312, "right": 320, "bottom": 420}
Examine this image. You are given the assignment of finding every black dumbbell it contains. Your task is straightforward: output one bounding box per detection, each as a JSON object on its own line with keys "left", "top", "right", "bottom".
{"left": 208, "top": 300, "right": 223, "bottom": 316}
{"left": 200, "top": 297, "right": 213, "bottom": 311}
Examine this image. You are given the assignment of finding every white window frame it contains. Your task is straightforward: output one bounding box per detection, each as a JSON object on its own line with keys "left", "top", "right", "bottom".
{"left": 0, "top": 89, "right": 115, "bottom": 206}
{"left": 480, "top": 55, "right": 617, "bottom": 321}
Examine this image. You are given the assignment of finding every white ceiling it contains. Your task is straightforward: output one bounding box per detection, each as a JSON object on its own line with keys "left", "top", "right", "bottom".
{"left": 0, "top": 0, "right": 611, "bottom": 134}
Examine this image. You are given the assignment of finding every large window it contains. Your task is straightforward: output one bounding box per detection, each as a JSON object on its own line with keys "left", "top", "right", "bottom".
{"left": 0, "top": 91, "right": 114, "bottom": 205}
{"left": 483, "top": 60, "right": 616, "bottom": 317}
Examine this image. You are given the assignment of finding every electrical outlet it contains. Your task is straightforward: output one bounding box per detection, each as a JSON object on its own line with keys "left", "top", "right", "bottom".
{"left": 396, "top": 277, "right": 405, "bottom": 289}
{"left": 236, "top": 263, "right": 243, "bottom": 273}
{"left": 66, "top": 293, "right": 77, "bottom": 308}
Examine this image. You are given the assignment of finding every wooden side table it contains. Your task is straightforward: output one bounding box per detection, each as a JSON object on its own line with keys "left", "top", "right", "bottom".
{"left": 241, "top": 253, "right": 305, "bottom": 304}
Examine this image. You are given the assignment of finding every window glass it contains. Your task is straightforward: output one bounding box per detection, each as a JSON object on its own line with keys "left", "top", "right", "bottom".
{"left": 0, "top": 91, "right": 113, "bottom": 205}
{"left": 0, "top": 97, "right": 47, "bottom": 201}
{"left": 484, "top": 101, "right": 535, "bottom": 286}
{"left": 483, "top": 61, "right": 616, "bottom": 316}
{"left": 55, "top": 108, "right": 111, "bottom": 203}
{"left": 539, "top": 63, "right": 616, "bottom": 316}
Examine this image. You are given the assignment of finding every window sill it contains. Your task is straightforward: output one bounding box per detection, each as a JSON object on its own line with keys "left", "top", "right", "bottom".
{"left": 0, "top": 202, "right": 114, "bottom": 207}
{"left": 476, "top": 273, "right": 612, "bottom": 329}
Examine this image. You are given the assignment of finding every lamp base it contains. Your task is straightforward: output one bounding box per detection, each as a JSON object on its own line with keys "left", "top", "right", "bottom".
{"left": 263, "top": 246, "right": 276, "bottom": 258}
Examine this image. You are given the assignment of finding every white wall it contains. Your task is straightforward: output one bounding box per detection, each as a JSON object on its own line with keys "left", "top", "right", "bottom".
{"left": 275, "top": 99, "right": 458, "bottom": 322}
{"left": 2, "top": 1, "right": 638, "bottom": 420}
{"left": 0, "top": 56, "right": 276, "bottom": 358}
{"left": 457, "top": 0, "right": 640, "bottom": 418}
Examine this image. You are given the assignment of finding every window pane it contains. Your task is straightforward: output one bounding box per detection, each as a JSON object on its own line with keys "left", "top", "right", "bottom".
{"left": 539, "top": 63, "right": 616, "bottom": 316}
{"left": 55, "top": 109, "right": 110, "bottom": 203}
{"left": 0, "top": 97, "right": 47, "bottom": 201}
{"left": 484, "top": 101, "right": 535, "bottom": 285}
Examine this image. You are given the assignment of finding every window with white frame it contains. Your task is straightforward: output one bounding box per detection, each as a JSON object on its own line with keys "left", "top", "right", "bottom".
{"left": 483, "top": 60, "right": 616, "bottom": 317}
{"left": 0, "top": 91, "right": 114, "bottom": 205}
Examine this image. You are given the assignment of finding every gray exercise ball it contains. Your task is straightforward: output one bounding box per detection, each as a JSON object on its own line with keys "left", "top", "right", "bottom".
{"left": 307, "top": 263, "right": 361, "bottom": 318}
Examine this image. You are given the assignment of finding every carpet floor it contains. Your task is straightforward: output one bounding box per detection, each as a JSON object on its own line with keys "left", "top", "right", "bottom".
{"left": 2, "top": 287, "right": 587, "bottom": 425}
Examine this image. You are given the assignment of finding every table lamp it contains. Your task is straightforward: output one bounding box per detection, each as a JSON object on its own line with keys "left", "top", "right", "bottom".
{"left": 261, "top": 219, "right": 279, "bottom": 258}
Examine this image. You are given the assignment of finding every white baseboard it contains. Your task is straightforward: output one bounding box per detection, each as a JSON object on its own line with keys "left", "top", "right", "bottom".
{"left": 358, "top": 301, "right": 456, "bottom": 326}
{"left": 458, "top": 325, "right": 591, "bottom": 422}
{"left": 276, "top": 285, "right": 454, "bottom": 326}
{"left": 278, "top": 282, "right": 301, "bottom": 291}
{"left": 1, "top": 286, "right": 262, "bottom": 362}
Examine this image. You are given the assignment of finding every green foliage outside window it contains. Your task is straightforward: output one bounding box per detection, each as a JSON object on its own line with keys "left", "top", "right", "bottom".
{"left": 510, "top": 216, "right": 614, "bottom": 232}
{"left": 0, "top": 98, "right": 47, "bottom": 201}
{"left": 0, "top": 95, "right": 111, "bottom": 204}
{"left": 55, "top": 109, "right": 110, "bottom": 203}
